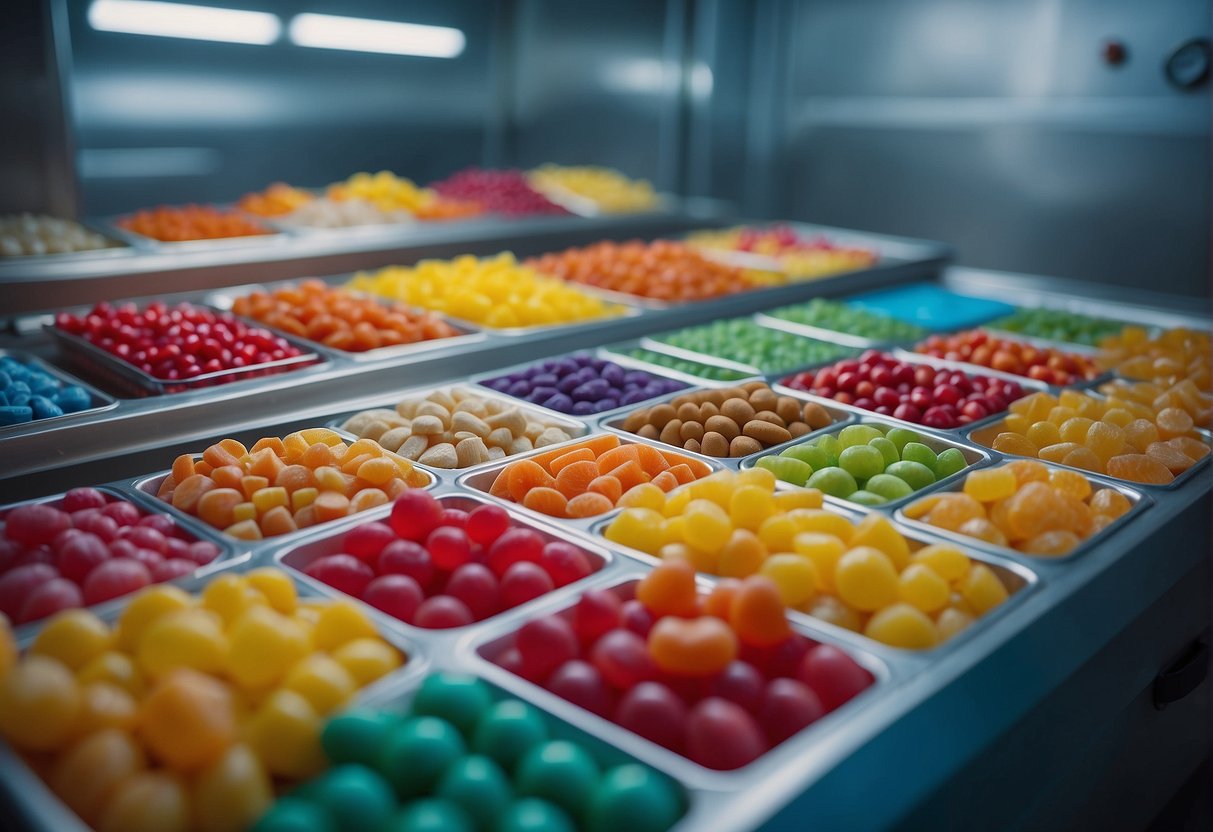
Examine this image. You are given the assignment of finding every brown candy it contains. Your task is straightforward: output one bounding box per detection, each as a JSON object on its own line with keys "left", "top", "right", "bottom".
{"left": 729, "top": 435, "right": 762, "bottom": 457}
{"left": 742, "top": 420, "right": 792, "bottom": 446}
{"left": 701, "top": 432, "right": 730, "bottom": 457}
{"left": 704, "top": 415, "right": 740, "bottom": 442}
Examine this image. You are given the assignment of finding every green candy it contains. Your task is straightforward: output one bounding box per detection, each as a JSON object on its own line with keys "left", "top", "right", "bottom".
{"left": 806, "top": 467, "right": 858, "bottom": 498}
{"left": 901, "top": 442, "right": 938, "bottom": 473}
{"left": 378, "top": 716, "right": 466, "bottom": 798}
{"left": 936, "top": 448, "right": 969, "bottom": 478}
{"left": 768, "top": 299, "right": 928, "bottom": 341}
{"left": 435, "top": 755, "right": 513, "bottom": 831}
{"left": 321, "top": 710, "right": 397, "bottom": 767}
{"left": 885, "top": 427, "right": 921, "bottom": 452}
{"left": 498, "top": 799, "right": 576, "bottom": 832}
{"left": 413, "top": 674, "right": 493, "bottom": 738}
{"left": 311, "top": 765, "right": 397, "bottom": 832}
{"left": 655, "top": 319, "right": 857, "bottom": 374}
{"left": 756, "top": 455, "right": 812, "bottom": 485}
{"left": 392, "top": 799, "right": 474, "bottom": 832}
{"left": 838, "top": 424, "right": 884, "bottom": 449}
{"left": 515, "top": 740, "right": 601, "bottom": 820}
{"left": 472, "top": 700, "right": 548, "bottom": 773}
{"left": 848, "top": 490, "right": 887, "bottom": 506}
{"left": 838, "top": 445, "right": 885, "bottom": 481}
{"left": 885, "top": 461, "right": 936, "bottom": 491}
{"left": 782, "top": 442, "right": 835, "bottom": 470}
{"left": 868, "top": 436, "right": 900, "bottom": 467}
{"left": 865, "top": 473, "right": 915, "bottom": 501}
{"left": 587, "top": 765, "right": 682, "bottom": 832}
{"left": 251, "top": 798, "right": 334, "bottom": 832}
{"left": 814, "top": 434, "right": 842, "bottom": 461}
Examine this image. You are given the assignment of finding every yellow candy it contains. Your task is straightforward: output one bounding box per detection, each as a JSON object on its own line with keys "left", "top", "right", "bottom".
{"left": 312, "top": 600, "right": 378, "bottom": 651}
{"left": 1048, "top": 468, "right": 1092, "bottom": 500}
{"left": 251, "top": 486, "right": 288, "bottom": 513}
{"left": 201, "top": 574, "right": 266, "bottom": 625}
{"left": 718, "top": 529, "right": 767, "bottom": 578}
{"left": 77, "top": 651, "right": 145, "bottom": 698}
{"left": 618, "top": 483, "right": 665, "bottom": 511}
{"left": 848, "top": 513, "right": 910, "bottom": 569}
{"left": 604, "top": 508, "right": 665, "bottom": 554}
{"left": 788, "top": 509, "right": 854, "bottom": 542}
{"left": 1060, "top": 417, "right": 1095, "bottom": 444}
{"left": 757, "top": 515, "right": 798, "bottom": 553}
{"left": 139, "top": 668, "right": 235, "bottom": 772}
{"left": 834, "top": 547, "right": 899, "bottom": 612}
{"left": 191, "top": 744, "right": 273, "bottom": 832}
{"left": 736, "top": 466, "right": 777, "bottom": 489}
{"left": 30, "top": 609, "right": 112, "bottom": 671}
{"left": 74, "top": 680, "right": 138, "bottom": 734}
{"left": 291, "top": 487, "right": 319, "bottom": 512}
{"left": 728, "top": 484, "right": 776, "bottom": 531}
{"left": 960, "top": 563, "right": 1009, "bottom": 614}
{"left": 115, "top": 585, "right": 193, "bottom": 653}
{"left": 50, "top": 729, "right": 145, "bottom": 825}
{"left": 936, "top": 608, "right": 975, "bottom": 641}
{"left": 225, "top": 606, "right": 311, "bottom": 689}
{"left": 962, "top": 468, "right": 1017, "bottom": 502}
{"left": 528, "top": 165, "right": 657, "bottom": 213}
{"left": 864, "top": 603, "right": 939, "bottom": 649}
{"left": 1025, "top": 420, "right": 1061, "bottom": 449}
{"left": 660, "top": 516, "right": 687, "bottom": 545}
{"left": 97, "top": 771, "right": 190, "bottom": 832}
{"left": 0, "top": 655, "right": 81, "bottom": 751}
{"left": 688, "top": 472, "right": 734, "bottom": 507}
{"left": 897, "top": 564, "right": 950, "bottom": 613}
{"left": 801, "top": 595, "right": 863, "bottom": 632}
{"left": 0, "top": 613, "right": 14, "bottom": 678}
{"left": 911, "top": 544, "right": 971, "bottom": 582}
{"left": 792, "top": 533, "right": 845, "bottom": 592}
{"left": 283, "top": 653, "right": 357, "bottom": 715}
{"left": 245, "top": 689, "right": 327, "bottom": 779}
{"left": 244, "top": 568, "right": 298, "bottom": 614}
{"left": 232, "top": 502, "right": 257, "bottom": 523}
{"left": 137, "top": 608, "right": 227, "bottom": 679}
{"left": 663, "top": 489, "right": 693, "bottom": 517}
{"left": 773, "top": 489, "right": 823, "bottom": 511}
{"left": 759, "top": 554, "right": 819, "bottom": 606}
{"left": 331, "top": 638, "right": 404, "bottom": 686}
{"left": 681, "top": 499, "right": 733, "bottom": 554}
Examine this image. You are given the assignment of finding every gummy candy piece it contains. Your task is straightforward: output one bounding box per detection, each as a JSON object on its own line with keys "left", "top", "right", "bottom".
{"left": 1105, "top": 454, "right": 1175, "bottom": 485}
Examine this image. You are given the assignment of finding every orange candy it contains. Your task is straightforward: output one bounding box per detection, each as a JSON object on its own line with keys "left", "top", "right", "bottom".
{"left": 525, "top": 239, "right": 761, "bottom": 302}
{"left": 635, "top": 561, "right": 700, "bottom": 618}
{"left": 489, "top": 435, "right": 712, "bottom": 518}
{"left": 915, "top": 329, "right": 1099, "bottom": 385}
{"left": 162, "top": 429, "right": 428, "bottom": 538}
{"left": 230, "top": 280, "right": 460, "bottom": 354}
{"left": 117, "top": 204, "right": 271, "bottom": 242}
{"left": 648, "top": 617, "right": 738, "bottom": 676}
{"left": 728, "top": 577, "right": 791, "bottom": 647}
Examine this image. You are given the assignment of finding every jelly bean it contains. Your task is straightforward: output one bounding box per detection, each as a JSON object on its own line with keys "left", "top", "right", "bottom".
{"left": 137, "top": 608, "right": 227, "bottom": 679}
{"left": 413, "top": 673, "right": 494, "bottom": 737}
{"left": 654, "top": 318, "right": 857, "bottom": 374}
{"left": 246, "top": 689, "right": 327, "bottom": 779}
{"left": 50, "top": 728, "right": 145, "bottom": 825}
{"left": 835, "top": 547, "right": 899, "bottom": 612}
{"left": 484, "top": 353, "right": 684, "bottom": 416}
{"left": 96, "top": 771, "right": 190, "bottom": 832}
{"left": 191, "top": 743, "right": 273, "bottom": 832}
{"left": 684, "top": 697, "right": 766, "bottom": 770}
{"left": 498, "top": 799, "right": 573, "bottom": 832}
{"left": 30, "top": 608, "right": 111, "bottom": 670}
{"left": 586, "top": 764, "right": 683, "bottom": 832}
{"left": 0, "top": 655, "right": 81, "bottom": 751}
{"left": 865, "top": 603, "right": 939, "bottom": 649}
{"left": 515, "top": 739, "right": 600, "bottom": 819}
{"left": 473, "top": 699, "right": 549, "bottom": 772}
{"left": 321, "top": 710, "right": 396, "bottom": 766}
{"left": 758, "top": 678, "right": 824, "bottom": 743}
{"left": 648, "top": 616, "right": 738, "bottom": 676}
{"left": 915, "top": 329, "right": 1099, "bottom": 385}
{"left": 766, "top": 297, "right": 924, "bottom": 340}
{"left": 379, "top": 715, "right": 468, "bottom": 797}
{"left": 614, "top": 682, "right": 688, "bottom": 751}
{"left": 311, "top": 764, "right": 397, "bottom": 831}
{"left": 226, "top": 606, "right": 310, "bottom": 689}
{"left": 139, "top": 668, "right": 235, "bottom": 771}
{"left": 436, "top": 754, "right": 515, "bottom": 830}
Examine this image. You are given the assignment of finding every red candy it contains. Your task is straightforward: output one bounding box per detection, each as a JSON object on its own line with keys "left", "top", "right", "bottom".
{"left": 297, "top": 493, "right": 600, "bottom": 629}
{"left": 783, "top": 349, "right": 1027, "bottom": 429}
{"left": 492, "top": 565, "right": 876, "bottom": 770}
{"left": 0, "top": 490, "right": 214, "bottom": 623}
{"left": 429, "top": 168, "right": 570, "bottom": 216}
{"left": 54, "top": 301, "right": 308, "bottom": 389}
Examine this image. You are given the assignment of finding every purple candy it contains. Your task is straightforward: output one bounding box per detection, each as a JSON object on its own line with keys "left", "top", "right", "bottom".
{"left": 531, "top": 373, "right": 558, "bottom": 386}
{"left": 571, "top": 400, "right": 597, "bottom": 415}
{"left": 530, "top": 385, "right": 558, "bottom": 401}
{"left": 619, "top": 389, "right": 649, "bottom": 406}
{"left": 596, "top": 397, "right": 618, "bottom": 411}
{"left": 622, "top": 371, "right": 651, "bottom": 386}
{"left": 557, "top": 375, "right": 581, "bottom": 393}
{"left": 588, "top": 358, "right": 606, "bottom": 370}
{"left": 486, "top": 377, "right": 513, "bottom": 392}
{"left": 544, "top": 393, "right": 574, "bottom": 412}
{"left": 601, "top": 363, "right": 625, "bottom": 386}
{"left": 507, "top": 380, "right": 532, "bottom": 397}
{"left": 572, "top": 379, "right": 610, "bottom": 402}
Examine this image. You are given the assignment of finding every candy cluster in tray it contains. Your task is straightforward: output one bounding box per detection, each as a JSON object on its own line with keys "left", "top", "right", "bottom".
{"left": 2, "top": 256, "right": 1210, "bottom": 832}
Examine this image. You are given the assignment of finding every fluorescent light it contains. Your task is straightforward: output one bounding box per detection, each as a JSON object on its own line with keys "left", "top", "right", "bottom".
{"left": 288, "top": 13, "right": 465, "bottom": 58}
{"left": 88, "top": 0, "right": 281, "bottom": 45}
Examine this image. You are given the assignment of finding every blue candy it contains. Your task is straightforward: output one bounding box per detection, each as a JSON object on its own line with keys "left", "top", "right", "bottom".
{"left": 0, "top": 406, "right": 33, "bottom": 425}
{"left": 30, "top": 396, "right": 64, "bottom": 419}
{"left": 54, "top": 386, "right": 91, "bottom": 413}
{"left": 9, "top": 393, "right": 30, "bottom": 408}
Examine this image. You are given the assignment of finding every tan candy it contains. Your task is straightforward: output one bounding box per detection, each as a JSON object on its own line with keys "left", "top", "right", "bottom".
{"left": 509, "top": 436, "right": 534, "bottom": 454}
{"left": 704, "top": 415, "right": 740, "bottom": 442}
{"left": 486, "top": 427, "right": 514, "bottom": 449}
{"left": 729, "top": 435, "right": 763, "bottom": 457}
{"left": 487, "top": 445, "right": 507, "bottom": 461}
{"left": 701, "top": 432, "right": 729, "bottom": 457}
{"left": 720, "top": 398, "right": 756, "bottom": 423}
{"left": 486, "top": 408, "right": 527, "bottom": 436}
{"left": 377, "top": 427, "right": 412, "bottom": 453}
{"left": 451, "top": 411, "right": 491, "bottom": 438}
{"left": 398, "top": 434, "right": 430, "bottom": 461}
{"left": 418, "top": 443, "right": 458, "bottom": 468}
{"left": 426, "top": 388, "right": 457, "bottom": 411}
{"left": 637, "top": 424, "right": 659, "bottom": 440}
{"left": 535, "top": 427, "right": 572, "bottom": 448}
{"left": 742, "top": 420, "right": 792, "bottom": 446}
{"left": 454, "top": 398, "right": 489, "bottom": 417}
{"left": 415, "top": 400, "right": 451, "bottom": 426}
{"left": 456, "top": 436, "right": 490, "bottom": 467}
{"left": 411, "top": 415, "right": 445, "bottom": 436}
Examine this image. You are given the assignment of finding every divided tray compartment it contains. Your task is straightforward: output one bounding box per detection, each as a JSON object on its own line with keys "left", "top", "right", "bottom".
{"left": 894, "top": 461, "right": 1153, "bottom": 565}
{"left": 0, "top": 348, "right": 118, "bottom": 434}
{"left": 47, "top": 316, "right": 325, "bottom": 397}
{"left": 274, "top": 493, "right": 616, "bottom": 636}
{"left": 737, "top": 416, "right": 994, "bottom": 513}
{"left": 469, "top": 347, "right": 694, "bottom": 424}
{"left": 890, "top": 345, "right": 1113, "bottom": 395}
{"left": 324, "top": 383, "right": 591, "bottom": 483}
{"left": 469, "top": 570, "right": 895, "bottom": 790}
{"left": 102, "top": 209, "right": 288, "bottom": 252}
{"left": 204, "top": 281, "right": 489, "bottom": 364}
{"left": 600, "top": 339, "right": 764, "bottom": 386}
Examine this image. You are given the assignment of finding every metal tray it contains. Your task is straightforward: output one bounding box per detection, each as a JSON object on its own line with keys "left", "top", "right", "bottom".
{"left": 895, "top": 462, "right": 1153, "bottom": 565}
{"left": 738, "top": 416, "right": 993, "bottom": 513}
{"left": 104, "top": 209, "right": 287, "bottom": 252}
{"left": 597, "top": 382, "right": 857, "bottom": 465}
{"left": 601, "top": 339, "right": 764, "bottom": 385}
{"left": 752, "top": 312, "right": 893, "bottom": 350}
{"left": 324, "top": 383, "right": 590, "bottom": 480}
{"left": 891, "top": 344, "right": 1110, "bottom": 393}
{"left": 457, "top": 431, "right": 724, "bottom": 533}
{"left": 204, "top": 281, "right": 488, "bottom": 363}
{"left": 47, "top": 314, "right": 324, "bottom": 397}
{"left": 275, "top": 493, "right": 615, "bottom": 633}
{"left": 0, "top": 348, "right": 118, "bottom": 436}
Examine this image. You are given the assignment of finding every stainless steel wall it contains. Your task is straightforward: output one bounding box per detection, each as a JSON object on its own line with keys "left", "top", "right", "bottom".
{"left": 740, "top": 0, "right": 1211, "bottom": 296}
